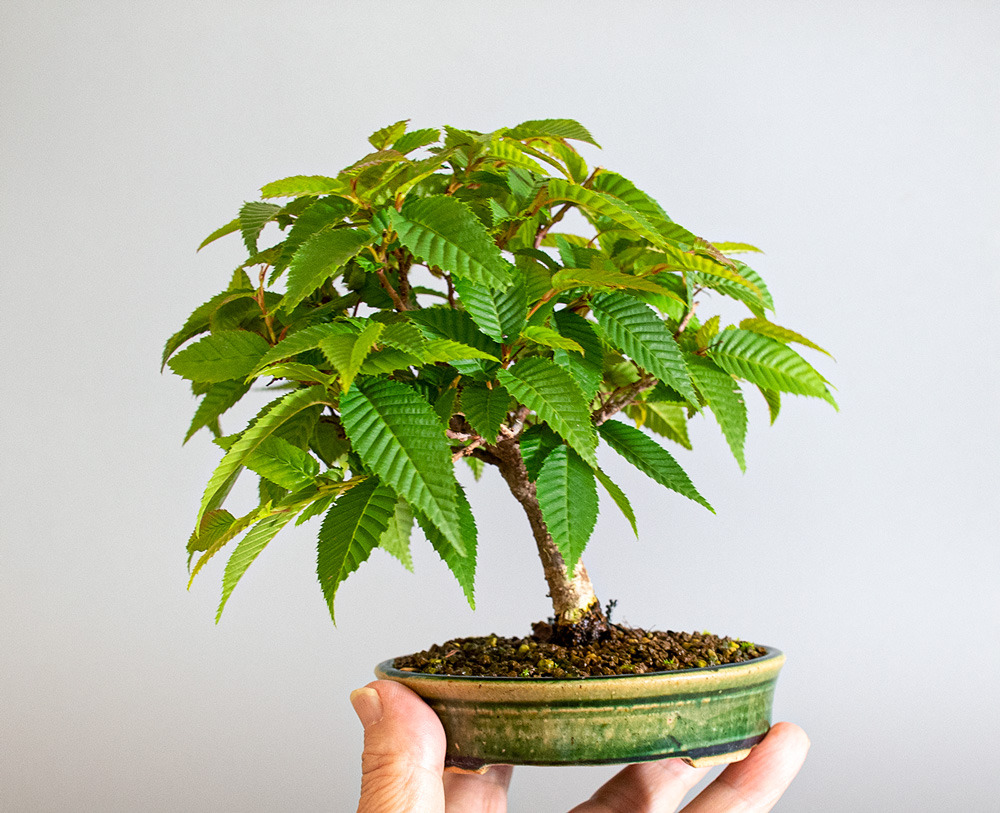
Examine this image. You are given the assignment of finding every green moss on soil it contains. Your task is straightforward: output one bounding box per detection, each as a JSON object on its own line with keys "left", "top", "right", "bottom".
{"left": 393, "top": 623, "right": 766, "bottom": 678}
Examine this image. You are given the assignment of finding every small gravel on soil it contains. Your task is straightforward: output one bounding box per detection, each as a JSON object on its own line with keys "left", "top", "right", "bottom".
{"left": 393, "top": 624, "right": 766, "bottom": 678}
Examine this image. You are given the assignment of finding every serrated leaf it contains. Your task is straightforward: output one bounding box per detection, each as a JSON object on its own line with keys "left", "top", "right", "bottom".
{"left": 239, "top": 202, "right": 282, "bottom": 254}
{"left": 738, "top": 318, "right": 832, "bottom": 357}
{"left": 216, "top": 510, "right": 297, "bottom": 621}
{"left": 551, "top": 310, "right": 604, "bottom": 401}
{"left": 368, "top": 119, "right": 409, "bottom": 149}
{"left": 260, "top": 175, "right": 345, "bottom": 199}
{"left": 251, "top": 362, "right": 336, "bottom": 388}
{"left": 249, "top": 322, "right": 355, "bottom": 375}
{"left": 320, "top": 320, "right": 384, "bottom": 392}
{"left": 758, "top": 387, "right": 781, "bottom": 424}
{"left": 198, "top": 385, "right": 334, "bottom": 525}
{"left": 598, "top": 420, "right": 712, "bottom": 511}
{"left": 709, "top": 329, "right": 836, "bottom": 407}
{"left": 693, "top": 315, "right": 721, "bottom": 349}
{"left": 592, "top": 465, "right": 637, "bottom": 537}
{"left": 519, "top": 423, "right": 561, "bottom": 481}
{"left": 408, "top": 308, "right": 502, "bottom": 377}
{"left": 187, "top": 509, "right": 236, "bottom": 555}
{"left": 591, "top": 171, "right": 669, "bottom": 224}
{"left": 340, "top": 379, "right": 464, "bottom": 554}
{"left": 415, "top": 485, "right": 478, "bottom": 609}
{"left": 484, "top": 139, "right": 548, "bottom": 174}
{"left": 507, "top": 118, "right": 601, "bottom": 147}
{"left": 168, "top": 330, "right": 271, "bottom": 383}
{"left": 244, "top": 435, "right": 320, "bottom": 489}
{"left": 316, "top": 477, "right": 398, "bottom": 623}
{"left": 198, "top": 217, "right": 241, "bottom": 251}
{"left": 281, "top": 228, "right": 372, "bottom": 312}
{"left": 625, "top": 402, "right": 691, "bottom": 450}
{"left": 689, "top": 356, "right": 748, "bottom": 471}
{"left": 273, "top": 197, "right": 356, "bottom": 275}
{"left": 497, "top": 357, "right": 598, "bottom": 467}
{"left": 547, "top": 179, "right": 665, "bottom": 246}
{"left": 188, "top": 505, "right": 266, "bottom": 585}
{"left": 389, "top": 196, "right": 512, "bottom": 288}
{"left": 393, "top": 128, "right": 440, "bottom": 155}
{"left": 551, "top": 266, "right": 680, "bottom": 296}
{"left": 379, "top": 498, "right": 414, "bottom": 571}
{"left": 460, "top": 382, "right": 511, "bottom": 443}
{"left": 161, "top": 291, "right": 233, "bottom": 369}
{"left": 185, "top": 378, "right": 252, "bottom": 443}
{"left": 452, "top": 276, "right": 526, "bottom": 342}
{"left": 521, "top": 324, "right": 584, "bottom": 354}
{"left": 590, "top": 292, "right": 697, "bottom": 404}
{"left": 713, "top": 242, "right": 763, "bottom": 254}
{"left": 536, "top": 445, "right": 598, "bottom": 575}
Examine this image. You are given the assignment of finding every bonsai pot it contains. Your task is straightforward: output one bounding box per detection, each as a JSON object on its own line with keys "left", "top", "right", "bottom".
{"left": 375, "top": 645, "right": 784, "bottom": 770}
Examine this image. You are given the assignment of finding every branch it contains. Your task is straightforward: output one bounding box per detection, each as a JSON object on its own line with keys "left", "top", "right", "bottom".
{"left": 376, "top": 267, "right": 409, "bottom": 311}
{"left": 675, "top": 288, "right": 702, "bottom": 336}
{"left": 532, "top": 167, "right": 601, "bottom": 249}
{"left": 591, "top": 375, "right": 657, "bottom": 426}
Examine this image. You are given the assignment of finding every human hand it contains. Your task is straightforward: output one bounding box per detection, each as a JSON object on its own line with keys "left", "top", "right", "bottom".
{"left": 351, "top": 680, "right": 809, "bottom": 812}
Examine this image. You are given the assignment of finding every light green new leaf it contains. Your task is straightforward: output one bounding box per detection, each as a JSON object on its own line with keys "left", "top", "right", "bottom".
{"left": 415, "top": 485, "right": 478, "bottom": 609}
{"left": 709, "top": 329, "right": 837, "bottom": 407}
{"left": 597, "top": 420, "right": 713, "bottom": 511}
{"left": 738, "top": 318, "right": 832, "bottom": 357}
{"left": 216, "top": 509, "right": 298, "bottom": 621}
{"left": 340, "top": 379, "right": 464, "bottom": 554}
{"left": 625, "top": 402, "right": 691, "bottom": 450}
{"left": 198, "top": 217, "right": 241, "bottom": 252}
{"left": 260, "top": 175, "right": 345, "bottom": 199}
{"left": 379, "top": 497, "right": 415, "bottom": 571}
{"left": 245, "top": 435, "right": 320, "bottom": 490}
{"left": 316, "top": 477, "right": 397, "bottom": 623}
{"left": 250, "top": 363, "right": 336, "bottom": 388}
{"left": 320, "top": 321, "right": 384, "bottom": 392}
{"left": 546, "top": 179, "right": 664, "bottom": 246}
{"left": 592, "top": 465, "right": 637, "bottom": 537}
{"left": 168, "top": 330, "right": 270, "bottom": 383}
{"left": 188, "top": 505, "right": 266, "bottom": 584}
{"left": 273, "top": 197, "right": 356, "bottom": 274}
{"left": 521, "top": 325, "right": 584, "bottom": 355}
{"left": 460, "top": 382, "right": 511, "bottom": 443}
{"left": 536, "top": 445, "right": 598, "bottom": 575}
{"left": 249, "top": 322, "right": 355, "bottom": 375}
{"left": 759, "top": 386, "right": 781, "bottom": 424}
{"left": 185, "top": 378, "right": 252, "bottom": 443}
{"left": 393, "top": 128, "right": 441, "bottom": 155}
{"left": 591, "top": 171, "right": 669, "bottom": 223}
{"left": 484, "top": 139, "right": 547, "bottom": 174}
{"left": 590, "top": 292, "right": 697, "bottom": 404}
{"left": 198, "top": 385, "right": 334, "bottom": 525}
{"left": 452, "top": 276, "right": 526, "bottom": 342}
{"left": 161, "top": 291, "right": 233, "bottom": 368}
{"left": 369, "top": 120, "right": 409, "bottom": 150}
{"left": 389, "top": 196, "right": 513, "bottom": 288}
{"left": 239, "top": 202, "right": 282, "bottom": 254}
{"left": 497, "top": 357, "right": 598, "bottom": 467}
{"left": 507, "top": 118, "right": 601, "bottom": 147}
{"left": 713, "top": 242, "right": 763, "bottom": 254}
{"left": 281, "top": 228, "right": 372, "bottom": 312}
{"left": 408, "top": 308, "right": 502, "bottom": 377}
{"left": 688, "top": 356, "right": 748, "bottom": 472}
{"left": 187, "top": 509, "right": 236, "bottom": 556}
{"left": 551, "top": 266, "right": 684, "bottom": 297}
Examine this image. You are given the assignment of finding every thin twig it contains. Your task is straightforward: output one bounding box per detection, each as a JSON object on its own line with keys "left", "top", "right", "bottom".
{"left": 591, "top": 375, "right": 658, "bottom": 426}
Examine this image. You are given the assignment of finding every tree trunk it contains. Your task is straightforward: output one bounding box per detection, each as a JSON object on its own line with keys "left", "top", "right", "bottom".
{"left": 490, "top": 436, "right": 608, "bottom": 642}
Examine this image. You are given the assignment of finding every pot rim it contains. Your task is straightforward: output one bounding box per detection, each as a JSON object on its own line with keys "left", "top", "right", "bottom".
{"left": 376, "top": 644, "right": 783, "bottom": 684}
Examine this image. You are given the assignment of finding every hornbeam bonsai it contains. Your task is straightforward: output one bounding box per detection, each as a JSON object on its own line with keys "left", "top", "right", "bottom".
{"left": 165, "top": 118, "right": 834, "bottom": 648}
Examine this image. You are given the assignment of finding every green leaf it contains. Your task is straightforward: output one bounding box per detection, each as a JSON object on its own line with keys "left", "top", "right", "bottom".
{"left": 547, "top": 179, "right": 664, "bottom": 246}
{"left": 507, "top": 118, "right": 601, "bottom": 147}
{"left": 188, "top": 505, "right": 266, "bottom": 584}
{"left": 713, "top": 242, "right": 763, "bottom": 254}
{"left": 379, "top": 497, "right": 415, "bottom": 571}
{"left": 552, "top": 310, "right": 604, "bottom": 401}
{"left": 519, "top": 423, "right": 561, "bottom": 480}
{"left": 415, "top": 485, "right": 478, "bottom": 609}
{"left": 484, "top": 139, "right": 548, "bottom": 174}
{"left": 260, "top": 175, "right": 345, "bottom": 199}
{"left": 625, "top": 402, "right": 691, "bottom": 450}
{"left": 244, "top": 435, "right": 320, "bottom": 489}
{"left": 497, "top": 357, "right": 598, "bottom": 467}
{"left": 185, "top": 378, "right": 252, "bottom": 443}
{"left": 198, "top": 217, "right": 241, "bottom": 251}
{"left": 597, "top": 420, "right": 712, "bottom": 511}
{"left": 591, "top": 171, "right": 669, "bottom": 223}
{"left": 281, "top": 228, "right": 372, "bottom": 312}
{"left": 273, "top": 196, "right": 356, "bottom": 275}
{"left": 251, "top": 362, "right": 336, "bottom": 388}
{"left": 551, "top": 265, "right": 684, "bottom": 297}
{"left": 239, "top": 202, "right": 282, "bottom": 254}
{"left": 198, "top": 385, "right": 333, "bottom": 525}
{"left": 249, "top": 322, "right": 355, "bottom": 375}
{"left": 688, "top": 356, "right": 748, "bottom": 471}
{"left": 340, "top": 379, "right": 464, "bottom": 554}
{"left": 168, "top": 330, "right": 271, "bottom": 383}
{"left": 758, "top": 387, "right": 781, "bottom": 424}
{"left": 738, "top": 318, "right": 832, "bottom": 357}
{"left": 520, "top": 324, "right": 584, "bottom": 354}
{"left": 452, "top": 276, "right": 526, "bottom": 342}
{"left": 389, "top": 196, "right": 513, "bottom": 288}
{"left": 316, "top": 477, "right": 398, "bottom": 623}
{"left": 187, "top": 509, "right": 236, "bottom": 556}
{"left": 536, "top": 445, "right": 598, "bottom": 575}
{"left": 460, "top": 382, "right": 511, "bottom": 443}
{"left": 590, "top": 292, "right": 697, "bottom": 404}
{"left": 408, "top": 308, "right": 502, "bottom": 377}
{"left": 393, "top": 128, "right": 441, "bottom": 155}
{"left": 592, "top": 465, "right": 637, "bottom": 537}
{"left": 709, "top": 329, "right": 836, "bottom": 407}
{"left": 216, "top": 510, "right": 297, "bottom": 621}
{"left": 369, "top": 119, "right": 409, "bottom": 149}
{"left": 320, "top": 320, "right": 384, "bottom": 392}
{"left": 162, "top": 291, "right": 232, "bottom": 369}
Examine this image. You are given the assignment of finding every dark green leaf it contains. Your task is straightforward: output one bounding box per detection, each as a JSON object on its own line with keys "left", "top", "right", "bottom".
{"left": 239, "top": 202, "right": 282, "bottom": 254}
{"left": 198, "top": 217, "right": 241, "bottom": 252}
{"left": 185, "top": 378, "right": 252, "bottom": 443}
{"left": 452, "top": 276, "right": 526, "bottom": 342}
{"left": 460, "top": 382, "right": 511, "bottom": 443}
{"left": 536, "top": 445, "right": 598, "bottom": 575}
{"left": 281, "top": 228, "right": 372, "bottom": 312}
{"left": 415, "top": 485, "right": 478, "bottom": 609}
{"left": 552, "top": 310, "right": 604, "bottom": 401}
{"left": 244, "top": 435, "right": 320, "bottom": 489}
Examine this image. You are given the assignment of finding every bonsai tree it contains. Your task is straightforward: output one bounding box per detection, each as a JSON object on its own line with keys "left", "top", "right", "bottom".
{"left": 165, "top": 118, "right": 834, "bottom": 644}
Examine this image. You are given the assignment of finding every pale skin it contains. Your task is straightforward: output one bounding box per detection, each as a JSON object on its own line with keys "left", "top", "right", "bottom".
{"left": 351, "top": 680, "right": 810, "bottom": 813}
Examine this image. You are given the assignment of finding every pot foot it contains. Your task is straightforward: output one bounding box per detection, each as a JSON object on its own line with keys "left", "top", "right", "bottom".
{"left": 682, "top": 747, "right": 751, "bottom": 768}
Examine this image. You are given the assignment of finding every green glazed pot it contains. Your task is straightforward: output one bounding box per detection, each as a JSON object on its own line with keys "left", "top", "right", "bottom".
{"left": 375, "top": 646, "right": 784, "bottom": 770}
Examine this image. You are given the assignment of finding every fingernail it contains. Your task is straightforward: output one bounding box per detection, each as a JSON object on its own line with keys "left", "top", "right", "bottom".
{"left": 350, "top": 687, "right": 384, "bottom": 728}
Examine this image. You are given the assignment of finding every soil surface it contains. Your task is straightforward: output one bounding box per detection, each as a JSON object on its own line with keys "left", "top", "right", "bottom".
{"left": 393, "top": 622, "right": 767, "bottom": 678}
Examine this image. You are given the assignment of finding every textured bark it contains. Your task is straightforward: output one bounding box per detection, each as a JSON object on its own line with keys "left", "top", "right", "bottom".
{"left": 490, "top": 436, "right": 604, "bottom": 630}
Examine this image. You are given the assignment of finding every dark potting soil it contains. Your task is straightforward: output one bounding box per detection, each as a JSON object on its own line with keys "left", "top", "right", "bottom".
{"left": 393, "top": 623, "right": 766, "bottom": 678}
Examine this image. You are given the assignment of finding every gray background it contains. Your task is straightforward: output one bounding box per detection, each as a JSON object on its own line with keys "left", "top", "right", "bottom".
{"left": 2, "top": 2, "right": 998, "bottom": 810}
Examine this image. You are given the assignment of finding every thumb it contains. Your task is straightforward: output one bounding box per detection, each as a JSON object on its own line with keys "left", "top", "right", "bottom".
{"left": 351, "top": 680, "right": 447, "bottom": 813}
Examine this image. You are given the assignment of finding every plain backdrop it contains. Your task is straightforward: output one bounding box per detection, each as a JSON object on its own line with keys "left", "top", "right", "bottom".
{"left": 2, "top": 2, "right": 998, "bottom": 811}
